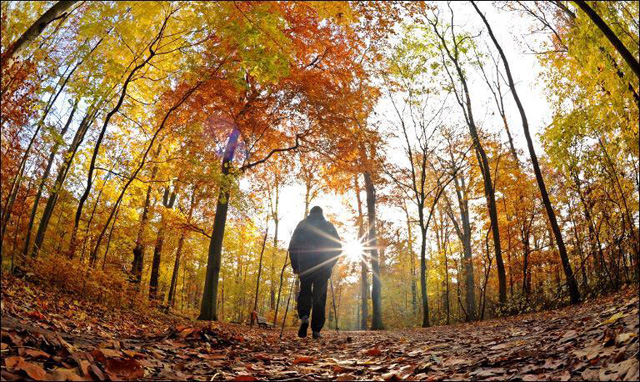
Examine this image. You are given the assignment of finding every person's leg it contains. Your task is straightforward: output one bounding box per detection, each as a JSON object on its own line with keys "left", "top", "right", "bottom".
{"left": 310, "top": 276, "right": 328, "bottom": 334}
{"left": 297, "top": 276, "right": 313, "bottom": 318}
{"left": 297, "top": 276, "right": 312, "bottom": 337}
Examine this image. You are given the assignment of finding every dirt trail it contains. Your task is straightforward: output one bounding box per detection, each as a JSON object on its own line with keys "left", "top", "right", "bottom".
{"left": 1, "top": 275, "right": 638, "bottom": 380}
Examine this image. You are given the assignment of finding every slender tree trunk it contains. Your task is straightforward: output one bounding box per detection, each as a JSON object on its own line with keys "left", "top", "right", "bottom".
{"left": 473, "top": 3, "right": 580, "bottom": 303}
{"left": 443, "top": 231, "right": 451, "bottom": 325}
{"left": 131, "top": 160, "right": 159, "bottom": 282}
{"left": 102, "top": 200, "right": 121, "bottom": 270}
{"left": 251, "top": 219, "right": 269, "bottom": 325}
{"left": 573, "top": 0, "right": 640, "bottom": 80}
{"left": 168, "top": 186, "right": 197, "bottom": 310}
{"left": 199, "top": 128, "right": 241, "bottom": 321}
{"left": 457, "top": 176, "right": 476, "bottom": 320}
{"left": 354, "top": 175, "right": 369, "bottom": 330}
{"left": 363, "top": 172, "right": 383, "bottom": 330}
{"left": 2, "top": 121, "right": 44, "bottom": 246}
{"left": 270, "top": 180, "right": 280, "bottom": 310}
{"left": 434, "top": 21, "right": 507, "bottom": 304}
{"left": 419, "top": 224, "right": 430, "bottom": 327}
{"left": 273, "top": 256, "right": 289, "bottom": 327}
{"left": 149, "top": 187, "right": 177, "bottom": 300}
{"left": 2, "top": 1, "right": 76, "bottom": 69}
{"left": 69, "top": 30, "right": 165, "bottom": 257}
{"left": 22, "top": 103, "right": 76, "bottom": 257}
{"left": 402, "top": 201, "right": 418, "bottom": 316}
{"left": 31, "top": 109, "right": 96, "bottom": 257}
{"left": 1, "top": 45, "right": 82, "bottom": 245}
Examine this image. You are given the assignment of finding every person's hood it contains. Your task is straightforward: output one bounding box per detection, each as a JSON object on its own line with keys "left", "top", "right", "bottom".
{"left": 307, "top": 209, "right": 324, "bottom": 221}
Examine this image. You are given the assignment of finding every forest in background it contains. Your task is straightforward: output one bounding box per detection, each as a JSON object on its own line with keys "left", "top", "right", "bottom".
{"left": 1, "top": 0, "right": 638, "bottom": 333}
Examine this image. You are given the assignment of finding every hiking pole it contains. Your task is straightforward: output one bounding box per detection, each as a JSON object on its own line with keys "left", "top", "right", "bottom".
{"left": 330, "top": 277, "right": 339, "bottom": 332}
{"left": 280, "top": 276, "right": 296, "bottom": 338}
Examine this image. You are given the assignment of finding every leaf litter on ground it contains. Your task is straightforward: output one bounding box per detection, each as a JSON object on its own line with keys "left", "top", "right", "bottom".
{"left": 1, "top": 273, "right": 638, "bottom": 380}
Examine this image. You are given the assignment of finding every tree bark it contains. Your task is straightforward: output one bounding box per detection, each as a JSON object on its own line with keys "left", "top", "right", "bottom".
{"left": 449, "top": 171, "right": 476, "bottom": 321}
{"left": 269, "top": 178, "right": 280, "bottom": 310}
{"left": 31, "top": 108, "right": 96, "bottom": 257}
{"left": 69, "top": 20, "right": 169, "bottom": 256}
{"left": 363, "top": 172, "right": 384, "bottom": 330}
{"left": 2, "top": 1, "right": 76, "bottom": 69}
{"left": 168, "top": 185, "right": 198, "bottom": 310}
{"left": 431, "top": 17, "right": 507, "bottom": 304}
{"left": 131, "top": 153, "right": 160, "bottom": 282}
{"left": 199, "top": 128, "right": 241, "bottom": 321}
{"left": 149, "top": 187, "right": 177, "bottom": 300}
{"left": 251, "top": 219, "right": 269, "bottom": 325}
{"left": 354, "top": 175, "right": 369, "bottom": 330}
{"left": 22, "top": 103, "right": 76, "bottom": 257}
{"left": 473, "top": 2, "right": 580, "bottom": 303}
{"left": 573, "top": 0, "right": 640, "bottom": 80}
{"left": 1, "top": 55, "right": 80, "bottom": 248}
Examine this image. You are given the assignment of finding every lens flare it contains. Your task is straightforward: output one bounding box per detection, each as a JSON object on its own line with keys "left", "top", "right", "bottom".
{"left": 343, "top": 239, "right": 364, "bottom": 263}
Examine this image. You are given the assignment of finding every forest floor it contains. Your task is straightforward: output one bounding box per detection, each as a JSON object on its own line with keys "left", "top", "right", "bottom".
{"left": 1, "top": 273, "right": 638, "bottom": 381}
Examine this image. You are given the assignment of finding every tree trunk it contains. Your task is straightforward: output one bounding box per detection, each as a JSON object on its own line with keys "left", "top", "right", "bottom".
{"left": 473, "top": 2, "right": 580, "bottom": 303}
{"left": 168, "top": 185, "right": 197, "bottom": 310}
{"left": 102, "top": 201, "right": 121, "bottom": 270}
{"left": 251, "top": 219, "right": 269, "bottom": 325}
{"left": 22, "top": 103, "right": 77, "bottom": 257}
{"left": 273, "top": 256, "right": 289, "bottom": 327}
{"left": 149, "top": 187, "right": 177, "bottom": 300}
{"left": 419, "top": 225, "right": 429, "bottom": 327}
{"left": 573, "top": 0, "right": 640, "bottom": 80}
{"left": 199, "top": 128, "right": 241, "bottom": 321}
{"left": 31, "top": 109, "right": 96, "bottom": 257}
{"left": 434, "top": 20, "right": 507, "bottom": 304}
{"left": 69, "top": 37, "right": 162, "bottom": 257}
{"left": 131, "top": 164, "right": 158, "bottom": 282}
{"left": 354, "top": 175, "right": 369, "bottom": 330}
{"left": 2, "top": 1, "right": 76, "bottom": 69}
{"left": 443, "top": 232, "right": 451, "bottom": 325}
{"left": 363, "top": 172, "right": 384, "bottom": 330}
{"left": 455, "top": 174, "right": 476, "bottom": 320}
{"left": 269, "top": 180, "right": 280, "bottom": 310}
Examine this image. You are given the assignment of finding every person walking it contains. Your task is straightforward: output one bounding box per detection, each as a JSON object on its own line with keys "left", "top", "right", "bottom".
{"left": 288, "top": 206, "right": 342, "bottom": 339}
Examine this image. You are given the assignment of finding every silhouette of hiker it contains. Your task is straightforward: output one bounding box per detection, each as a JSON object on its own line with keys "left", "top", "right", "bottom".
{"left": 288, "top": 206, "right": 342, "bottom": 339}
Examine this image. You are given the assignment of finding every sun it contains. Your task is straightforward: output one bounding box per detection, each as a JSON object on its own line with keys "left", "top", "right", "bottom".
{"left": 343, "top": 239, "right": 365, "bottom": 263}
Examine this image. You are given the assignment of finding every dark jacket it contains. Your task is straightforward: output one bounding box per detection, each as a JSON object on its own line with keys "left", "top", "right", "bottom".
{"left": 288, "top": 210, "right": 342, "bottom": 279}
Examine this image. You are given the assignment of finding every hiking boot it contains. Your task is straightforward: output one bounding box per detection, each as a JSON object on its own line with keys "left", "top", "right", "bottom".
{"left": 312, "top": 331, "right": 322, "bottom": 339}
{"left": 298, "top": 316, "right": 309, "bottom": 338}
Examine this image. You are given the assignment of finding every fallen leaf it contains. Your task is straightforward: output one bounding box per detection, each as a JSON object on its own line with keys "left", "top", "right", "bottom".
{"left": 234, "top": 374, "right": 257, "bottom": 381}
{"left": 178, "top": 327, "right": 198, "bottom": 338}
{"left": 16, "top": 359, "right": 47, "bottom": 381}
{"left": 25, "top": 349, "right": 50, "bottom": 359}
{"left": 293, "top": 356, "right": 314, "bottom": 365}
{"left": 332, "top": 365, "right": 354, "bottom": 373}
{"left": 383, "top": 372, "right": 401, "bottom": 380}
{"left": 542, "top": 359, "right": 563, "bottom": 370}
{"left": 106, "top": 358, "right": 144, "bottom": 379}
{"left": 600, "top": 312, "right": 625, "bottom": 326}
{"left": 89, "top": 364, "right": 105, "bottom": 381}
{"left": 365, "top": 347, "right": 383, "bottom": 356}
{"left": 4, "top": 356, "right": 22, "bottom": 369}
{"left": 582, "top": 368, "right": 600, "bottom": 380}
{"left": 615, "top": 332, "right": 637, "bottom": 346}
{"left": 91, "top": 348, "right": 120, "bottom": 363}
{"left": 199, "top": 352, "right": 227, "bottom": 360}
{"left": 48, "top": 368, "right": 86, "bottom": 381}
